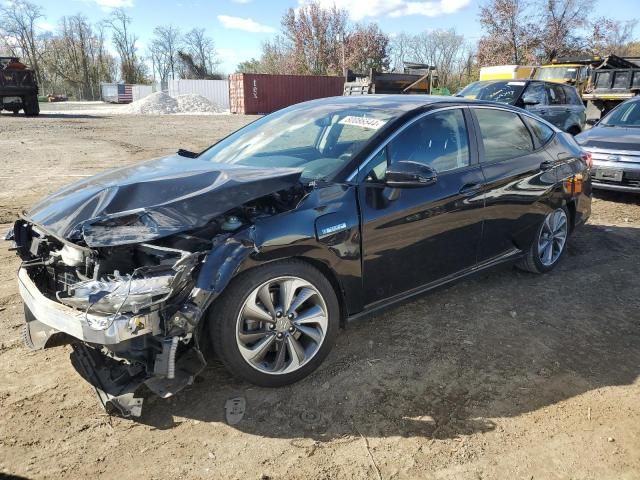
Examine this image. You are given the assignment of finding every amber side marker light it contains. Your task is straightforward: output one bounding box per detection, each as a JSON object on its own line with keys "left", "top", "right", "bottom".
{"left": 564, "top": 173, "right": 584, "bottom": 194}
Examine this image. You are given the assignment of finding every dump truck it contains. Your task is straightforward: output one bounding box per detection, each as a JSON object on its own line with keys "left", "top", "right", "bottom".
{"left": 533, "top": 55, "right": 640, "bottom": 117}
{"left": 343, "top": 63, "right": 439, "bottom": 95}
{"left": 0, "top": 56, "right": 40, "bottom": 116}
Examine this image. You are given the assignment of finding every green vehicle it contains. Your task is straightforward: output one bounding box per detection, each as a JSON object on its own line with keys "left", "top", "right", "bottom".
{"left": 0, "top": 57, "right": 40, "bottom": 116}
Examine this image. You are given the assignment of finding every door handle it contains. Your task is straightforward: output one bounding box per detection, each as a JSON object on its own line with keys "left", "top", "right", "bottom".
{"left": 540, "top": 160, "right": 554, "bottom": 171}
{"left": 459, "top": 183, "right": 482, "bottom": 196}
{"left": 538, "top": 110, "right": 547, "bottom": 115}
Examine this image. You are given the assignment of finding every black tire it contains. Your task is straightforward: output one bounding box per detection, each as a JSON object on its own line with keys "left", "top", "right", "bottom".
{"left": 22, "top": 94, "right": 39, "bottom": 116}
{"left": 567, "top": 126, "right": 581, "bottom": 136}
{"left": 208, "top": 259, "right": 340, "bottom": 387}
{"left": 517, "top": 206, "right": 570, "bottom": 274}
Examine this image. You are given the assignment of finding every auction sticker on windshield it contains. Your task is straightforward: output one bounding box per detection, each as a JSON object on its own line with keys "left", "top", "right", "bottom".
{"left": 339, "top": 116, "right": 387, "bottom": 130}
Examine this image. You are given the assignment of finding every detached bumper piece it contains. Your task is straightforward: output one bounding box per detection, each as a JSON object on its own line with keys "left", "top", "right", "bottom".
{"left": 70, "top": 343, "right": 145, "bottom": 417}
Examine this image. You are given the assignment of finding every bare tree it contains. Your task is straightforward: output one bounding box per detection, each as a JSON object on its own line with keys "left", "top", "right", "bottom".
{"left": 539, "top": 0, "right": 593, "bottom": 61}
{"left": 151, "top": 24, "right": 181, "bottom": 81}
{"left": 389, "top": 33, "right": 413, "bottom": 72}
{"left": 589, "top": 18, "right": 638, "bottom": 56}
{"left": 183, "top": 27, "right": 220, "bottom": 76}
{"left": 0, "top": 0, "right": 44, "bottom": 84}
{"left": 106, "top": 8, "right": 145, "bottom": 83}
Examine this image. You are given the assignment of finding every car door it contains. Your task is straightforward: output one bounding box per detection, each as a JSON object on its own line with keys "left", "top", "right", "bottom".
{"left": 471, "top": 107, "right": 559, "bottom": 262}
{"left": 520, "top": 81, "right": 549, "bottom": 119}
{"left": 357, "top": 107, "right": 485, "bottom": 305}
{"left": 561, "top": 85, "right": 586, "bottom": 131}
{"left": 545, "top": 83, "right": 569, "bottom": 130}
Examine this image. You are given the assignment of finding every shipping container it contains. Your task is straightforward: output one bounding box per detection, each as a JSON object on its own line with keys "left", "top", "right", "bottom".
{"left": 229, "top": 73, "right": 344, "bottom": 114}
{"left": 132, "top": 84, "right": 153, "bottom": 102}
{"left": 168, "top": 79, "right": 230, "bottom": 110}
{"left": 100, "top": 83, "right": 133, "bottom": 103}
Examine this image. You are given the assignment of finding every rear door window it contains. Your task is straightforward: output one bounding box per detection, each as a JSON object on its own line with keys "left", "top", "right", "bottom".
{"left": 474, "top": 108, "right": 534, "bottom": 162}
{"left": 547, "top": 84, "right": 566, "bottom": 105}
{"left": 562, "top": 86, "right": 582, "bottom": 105}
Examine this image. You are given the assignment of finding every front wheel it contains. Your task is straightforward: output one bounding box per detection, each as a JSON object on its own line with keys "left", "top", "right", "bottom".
{"left": 208, "top": 260, "right": 339, "bottom": 387}
{"left": 517, "top": 207, "right": 569, "bottom": 273}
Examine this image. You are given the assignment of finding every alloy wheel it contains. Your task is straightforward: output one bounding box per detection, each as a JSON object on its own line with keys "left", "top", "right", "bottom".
{"left": 235, "top": 276, "right": 328, "bottom": 375}
{"left": 538, "top": 209, "right": 568, "bottom": 267}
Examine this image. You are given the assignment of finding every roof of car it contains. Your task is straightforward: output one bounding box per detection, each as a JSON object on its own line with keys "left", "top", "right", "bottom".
{"left": 299, "top": 94, "right": 517, "bottom": 111}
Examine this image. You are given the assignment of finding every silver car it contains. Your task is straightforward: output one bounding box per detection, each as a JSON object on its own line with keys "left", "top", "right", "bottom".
{"left": 575, "top": 97, "right": 640, "bottom": 193}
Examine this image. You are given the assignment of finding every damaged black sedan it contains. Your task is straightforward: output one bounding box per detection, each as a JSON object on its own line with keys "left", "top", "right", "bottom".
{"left": 7, "top": 96, "right": 591, "bottom": 416}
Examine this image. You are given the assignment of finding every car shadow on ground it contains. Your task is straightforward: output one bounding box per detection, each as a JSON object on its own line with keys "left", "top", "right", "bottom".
{"left": 131, "top": 223, "right": 640, "bottom": 442}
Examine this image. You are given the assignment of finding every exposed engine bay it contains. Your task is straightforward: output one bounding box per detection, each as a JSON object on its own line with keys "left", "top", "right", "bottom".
{"left": 10, "top": 184, "right": 307, "bottom": 417}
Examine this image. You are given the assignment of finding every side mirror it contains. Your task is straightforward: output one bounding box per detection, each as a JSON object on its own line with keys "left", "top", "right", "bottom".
{"left": 586, "top": 118, "right": 599, "bottom": 127}
{"left": 385, "top": 161, "right": 437, "bottom": 188}
{"left": 521, "top": 95, "right": 540, "bottom": 106}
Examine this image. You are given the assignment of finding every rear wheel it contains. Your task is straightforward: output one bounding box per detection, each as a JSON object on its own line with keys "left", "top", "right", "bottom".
{"left": 22, "top": 94, "right": 39, "bottom": 116}
{"left": 208, "top": 259, "right": 339, "bottom": 387}
{"left": 517, "top": 207, "right": 569, "bottom": 273}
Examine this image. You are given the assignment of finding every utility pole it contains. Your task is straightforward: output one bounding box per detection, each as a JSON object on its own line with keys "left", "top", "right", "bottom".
{"left": 337, "top": 32, "right": 346, "bottom": 77}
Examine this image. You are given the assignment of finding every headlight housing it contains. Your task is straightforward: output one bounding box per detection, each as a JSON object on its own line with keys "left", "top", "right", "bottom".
{"left": 56, "top": 246, "right": 200, "bottom": 330}
{"left": 58, "top": 272, "right": 175, "bottom": 314}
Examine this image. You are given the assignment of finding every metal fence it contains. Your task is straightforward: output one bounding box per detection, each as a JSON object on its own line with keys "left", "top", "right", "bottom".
{"left": 168, "top": 79, "right": 230, "bottom": 110}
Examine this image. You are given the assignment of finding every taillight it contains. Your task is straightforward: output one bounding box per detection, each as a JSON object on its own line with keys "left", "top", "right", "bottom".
{"left": 581, "top": 151, "right": 593, "bottom": 169}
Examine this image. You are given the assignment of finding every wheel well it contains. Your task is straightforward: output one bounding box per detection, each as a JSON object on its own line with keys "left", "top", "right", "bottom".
{"left": 293, "top": 256, "right": 348, "bottom": 327}
{"left": 567, "top": 125, "right": 581, "bottom": 135}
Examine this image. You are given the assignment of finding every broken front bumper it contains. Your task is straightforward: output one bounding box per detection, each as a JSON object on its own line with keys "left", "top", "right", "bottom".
{"left": 18, "top": 267, "right": 207, "bottom": 417}
{"left": 18, "top": 267, "right": 154, "bottom": 348}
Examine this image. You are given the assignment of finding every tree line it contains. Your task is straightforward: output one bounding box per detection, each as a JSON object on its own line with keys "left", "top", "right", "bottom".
{"left": 1, "top": 0, "right": 638, "bottom": 100}
{"left": 0, "top": 0, "right": 221, "bottom": 99}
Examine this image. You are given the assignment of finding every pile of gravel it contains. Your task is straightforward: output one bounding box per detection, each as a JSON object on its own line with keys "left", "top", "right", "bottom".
{"left": 126, "top": 92, "right": 222, "bottom": 115}
{"left": 175, "top": 94, "right": 223, "bottom": 113}
{"left": 127, "top": 91, "right": 178, "bottom": 114}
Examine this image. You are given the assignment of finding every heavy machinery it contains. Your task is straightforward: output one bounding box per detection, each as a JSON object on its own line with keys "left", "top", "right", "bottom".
{"left": 343, "top": 63, "right": 445, "bottom": 95}
{"left": 533, "top": 55, "right": 640, "bottom": 117}
{"left": 0, "top": 56, "right": 40, "bottom": 116}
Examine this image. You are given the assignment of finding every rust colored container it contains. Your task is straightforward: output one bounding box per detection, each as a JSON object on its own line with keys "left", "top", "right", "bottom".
{"left": 229, "top": 73, "right": 344, "bottom": 114}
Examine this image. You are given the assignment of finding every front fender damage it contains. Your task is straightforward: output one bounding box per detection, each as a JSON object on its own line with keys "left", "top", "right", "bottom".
{"left": 69, "top": 229, "right": 258, "bottom": 417}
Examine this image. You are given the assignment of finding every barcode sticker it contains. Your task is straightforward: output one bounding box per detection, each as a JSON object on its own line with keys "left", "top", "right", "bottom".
{"left": 339, "top": 116, "right": 386, "bottom": 130}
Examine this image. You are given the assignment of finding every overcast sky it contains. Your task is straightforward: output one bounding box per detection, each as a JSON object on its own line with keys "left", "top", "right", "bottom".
{"left": 34, "top": 0, "right": 638, "bottom": 74}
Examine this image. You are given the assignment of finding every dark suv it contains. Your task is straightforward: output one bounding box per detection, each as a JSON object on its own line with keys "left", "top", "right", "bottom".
{"left": 458, "top": 79, "right": 586, "bottom": 134}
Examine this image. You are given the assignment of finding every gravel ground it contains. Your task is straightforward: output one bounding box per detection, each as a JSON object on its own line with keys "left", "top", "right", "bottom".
{"left": 0, "top": 104, "right": 639, "bottom": 480}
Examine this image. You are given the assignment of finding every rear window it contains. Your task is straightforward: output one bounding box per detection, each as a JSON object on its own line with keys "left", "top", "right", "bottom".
{"left": 475, "top": 108, "right": 534, "bottom": 162}
{"left": 458, "top": 81, "right": 526, "bottom": 104}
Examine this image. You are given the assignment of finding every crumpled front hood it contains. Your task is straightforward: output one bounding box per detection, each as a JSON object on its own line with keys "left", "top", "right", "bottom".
{"left": 576, "top": 126, "right": 640, "bottom": 151}
{"left": 23, "top": 154, "right": 302, "bottom": 247}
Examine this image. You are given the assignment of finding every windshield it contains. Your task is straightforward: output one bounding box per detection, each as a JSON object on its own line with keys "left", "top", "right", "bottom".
{"left": 600, "top": 100, "right": 640, "bottom": 127}
{"left": 458, "top": 81, "right": 526, "bottom": 104}
{"left": 535, "top": 67, "right": 578, "bottom": 81}
{"left": 198, "top": 99, "right": 404, "bottom": 181}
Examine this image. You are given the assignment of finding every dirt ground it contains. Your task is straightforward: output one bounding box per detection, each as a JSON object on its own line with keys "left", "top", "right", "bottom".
{"left": 0, "top": 104, "right": 639, "bottom": 480}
